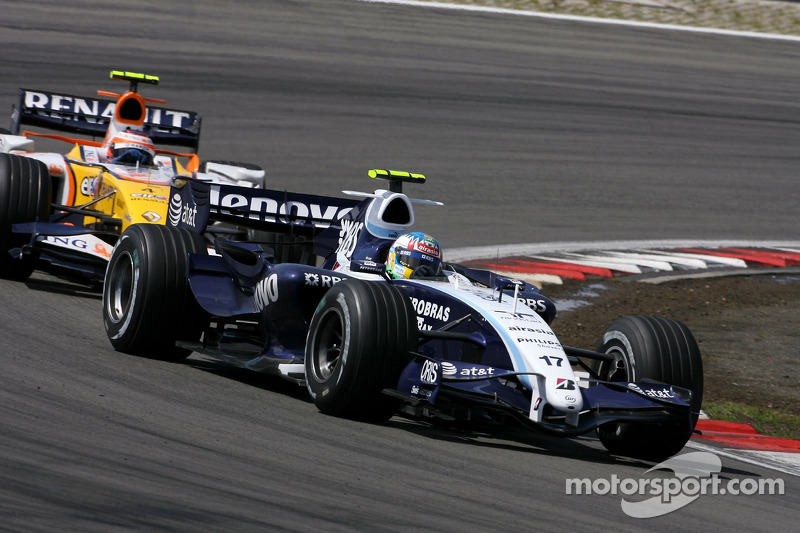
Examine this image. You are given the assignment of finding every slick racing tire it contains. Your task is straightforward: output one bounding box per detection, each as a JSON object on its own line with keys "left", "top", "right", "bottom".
{"left": 0, "top": 153, "right": 51, "bottom": 280}
{"left": 103, "top": 224, "right": 208, "bottom": 361}
{"left": 592, "top": 315, "right": 704, "bottom": 460}
{"left": 305, "top": 279, "right": 417, "bottom": 422}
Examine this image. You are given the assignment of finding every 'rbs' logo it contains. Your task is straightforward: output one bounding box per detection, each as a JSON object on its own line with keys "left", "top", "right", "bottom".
{"left": 168, "top": 193, "right": 197, "bottom": 228}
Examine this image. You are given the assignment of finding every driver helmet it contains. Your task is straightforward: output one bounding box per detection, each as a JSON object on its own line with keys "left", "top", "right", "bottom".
{"left": 106, "top": 130, "right": 155, "bottom": 166}
{"left": 386, "top": 232, "right": 443, "bottom": 279}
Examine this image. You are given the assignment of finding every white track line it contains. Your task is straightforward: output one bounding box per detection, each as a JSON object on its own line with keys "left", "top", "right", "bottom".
{"left": 356, "top": 0, "right": 800, "bottom": 42}
{"left": 687, "top": 440, "right": 800, "bottom": 478}
{"left": 605, "top": 251, "right": 709, "bottom": 270}
{"left": 526, "top": 254, "right": 642, "bottom": 274}
{"left": 561, "top": 251, "right": 674, "bottom": 271}
{"left": 446, "top": 240, "right": 800, "bottom": 263}
{"left": 645, "top": 250, "right": 748, "bottom": 268}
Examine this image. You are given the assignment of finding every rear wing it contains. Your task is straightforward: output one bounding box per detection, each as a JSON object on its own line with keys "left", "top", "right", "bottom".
{"left": 10, "top": 88, "right": 202, "bottom": 150}
{"left": 167, "top": 179, "right": 361, "bottom": 235}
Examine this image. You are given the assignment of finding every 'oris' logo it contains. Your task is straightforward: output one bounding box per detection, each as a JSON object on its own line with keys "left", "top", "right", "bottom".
{"left": 420, "top": 360, "right": 438, "bottom": 384}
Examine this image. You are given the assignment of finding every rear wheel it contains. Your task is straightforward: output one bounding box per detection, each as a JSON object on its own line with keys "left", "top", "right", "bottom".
{"left": 592, "top": 315, "right": 704, "bottom": 460}
{"left": 102, "top": 224, "right": 208, "bottom": 361}
{"left": 305, "top": 280, "right": 417, "bottom": 422}
{"left": 0, "top": 153, "right": 51, "bottom": 280}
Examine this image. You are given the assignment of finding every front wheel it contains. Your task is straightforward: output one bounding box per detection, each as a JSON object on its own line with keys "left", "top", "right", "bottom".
{"left": 102, "top": 224, "right": 208, "bottom": 361}
{"left": 305, "top": 280, "right": 417, "bottom": 422}
{"left": 592, "top": 315, "right": 704, "bottom": 460}
{"left": 0, "top": 153, "right": 51, "bottom": 280}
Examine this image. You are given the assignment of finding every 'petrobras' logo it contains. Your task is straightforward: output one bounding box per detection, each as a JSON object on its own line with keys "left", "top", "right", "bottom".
{"left": 409, "top": 297, "right": 450, "bottom": 321}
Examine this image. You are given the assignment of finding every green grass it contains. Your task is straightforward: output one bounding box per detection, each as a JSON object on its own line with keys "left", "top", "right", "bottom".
{"left": 703, "top": 402, "right": 800, "bottom": 441}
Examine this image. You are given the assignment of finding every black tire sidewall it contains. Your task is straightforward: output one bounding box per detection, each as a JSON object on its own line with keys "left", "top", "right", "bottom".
{"left": 306, "top": 280, "right": 415, "bottom": 420}
{"left": 103, "top": 230, "right": 148, "bottom": 348}
{"left": 0, "top": 154, "right": 51, "bottom": 280}
{"left": 103, "top": 224, "right": 207, "bottom": 359}
{"left": 594, "top": 315, "right": 703, "bottom": 459}
{"left": 596, "top": 316, "right": 703, "bottom": 413}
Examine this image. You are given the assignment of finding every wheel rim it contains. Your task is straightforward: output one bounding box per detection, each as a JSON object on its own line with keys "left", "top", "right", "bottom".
{"left": 596, "top": 345, "right": 630, "bottom": 439}
{"left": 105, "top": 250, "right": 135, "bottom": 324}
{"left": 310, "top": 308, "right": 344, "bottom": 382}
{"left": 600, "top": 345, "right": 630, "bottom": 382}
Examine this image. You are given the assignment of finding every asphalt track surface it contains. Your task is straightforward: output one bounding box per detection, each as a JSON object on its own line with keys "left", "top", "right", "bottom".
{"left": 1, "top": 1, "right": 799, "bottom": 531}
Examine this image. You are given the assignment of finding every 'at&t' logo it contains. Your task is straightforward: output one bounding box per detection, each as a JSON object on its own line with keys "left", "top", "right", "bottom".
{"left": 168, "top": 193, "right": 198, "bottom": 228}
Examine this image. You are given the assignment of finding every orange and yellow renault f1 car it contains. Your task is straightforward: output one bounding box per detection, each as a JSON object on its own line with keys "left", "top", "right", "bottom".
{"left": 0, "top": 70, "right": 265, "bottom": 281}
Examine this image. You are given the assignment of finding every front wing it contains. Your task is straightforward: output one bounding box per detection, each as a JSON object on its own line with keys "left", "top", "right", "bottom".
{"left": 11, "top": 222, "right": 116, "bottom": 280}
{"left": 387, "top": 356, "right": 694, "bottom": 438}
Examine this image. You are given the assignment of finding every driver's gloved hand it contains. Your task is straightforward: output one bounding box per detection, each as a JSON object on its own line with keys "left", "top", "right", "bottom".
{"left": 112, "top": 149, "right": 147, "bottom": 164}
{"left": 411, "top": 265, "right": 438, "bottom": 279}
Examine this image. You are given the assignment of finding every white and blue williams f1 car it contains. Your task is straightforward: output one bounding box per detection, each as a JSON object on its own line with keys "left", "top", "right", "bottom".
{"left": 102, "top": 170, "right": 703, "bottom": 460}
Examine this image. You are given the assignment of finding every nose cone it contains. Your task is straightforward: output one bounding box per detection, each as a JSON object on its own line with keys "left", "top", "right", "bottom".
{"left": 546, "top": 377, "right": 584, "bottom": 414}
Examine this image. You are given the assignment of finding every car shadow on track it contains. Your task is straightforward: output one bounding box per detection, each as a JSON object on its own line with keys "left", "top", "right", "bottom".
{"left": 388, "top": 417, "right": 778, "bottom": 477}
{"left": 183, "top": 357, "right": 734, "bottom": 471}
{"left": 184, "top": 357, "right": 313, "bottom": 402}
{"left": 184, "top": 356, "right": 659, "bottom": 468}
{"left": 24, "top": 272, "right": 102, "bottom": 300}
{"left": 386, "top": 414, "right": 648, "bottom": 467}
